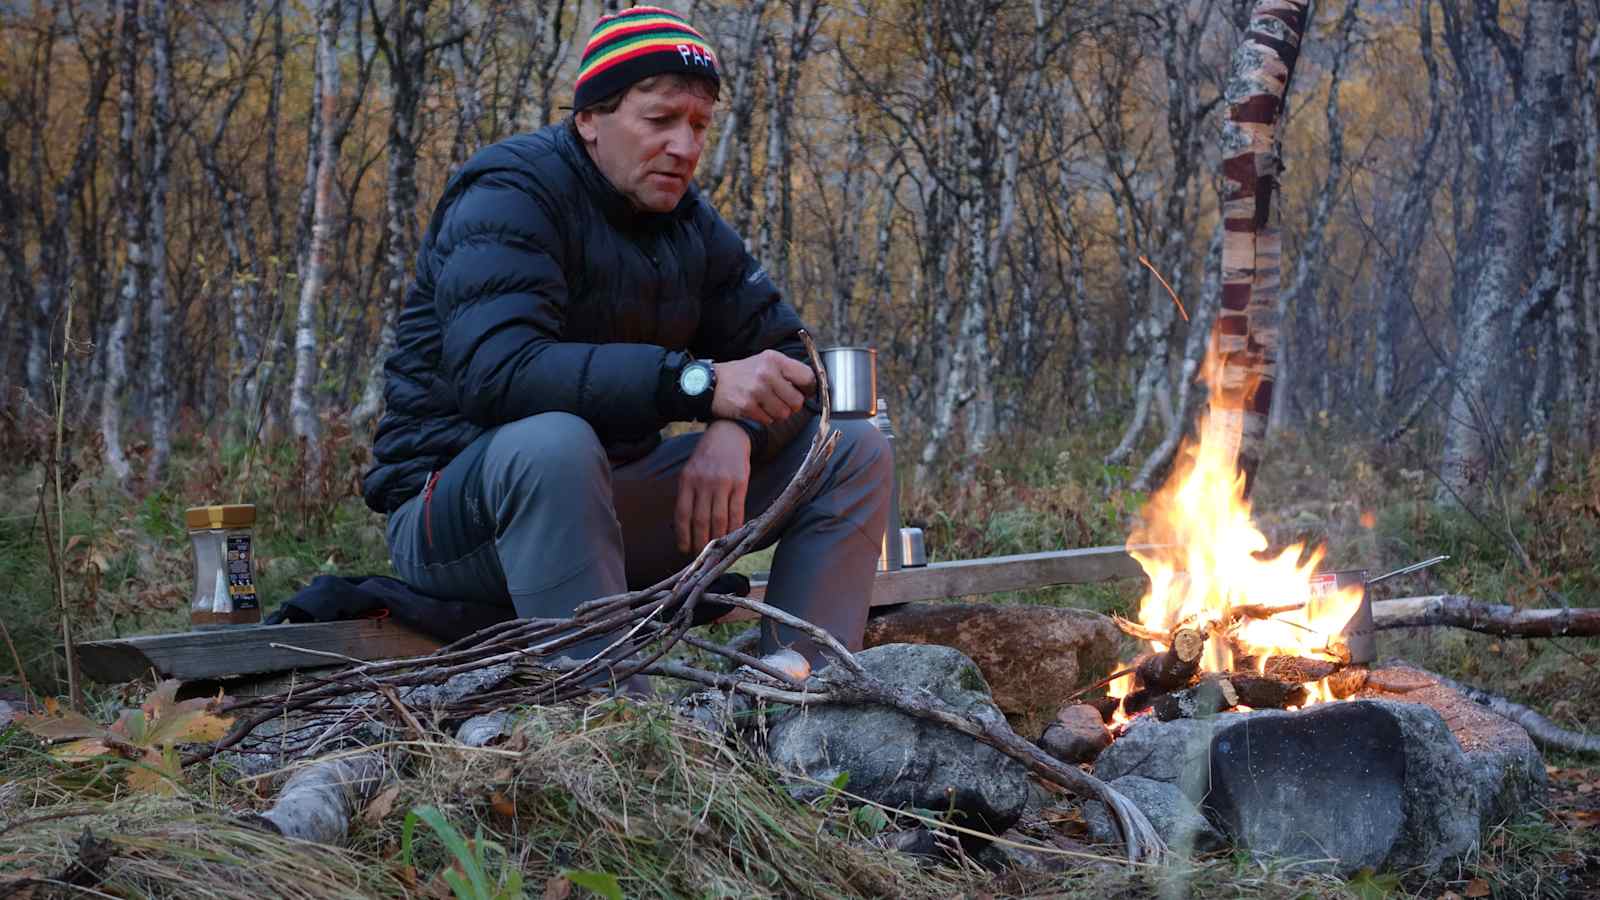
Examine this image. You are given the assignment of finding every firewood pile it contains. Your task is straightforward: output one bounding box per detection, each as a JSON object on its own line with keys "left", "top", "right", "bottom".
{"left": 1102, "top": 611, "right": 1366, "bottom": 723}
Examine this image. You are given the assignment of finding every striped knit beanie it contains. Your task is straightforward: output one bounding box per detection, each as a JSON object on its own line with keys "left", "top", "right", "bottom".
{"left": 573, "top": 6, "right": 720, "bottom": 111}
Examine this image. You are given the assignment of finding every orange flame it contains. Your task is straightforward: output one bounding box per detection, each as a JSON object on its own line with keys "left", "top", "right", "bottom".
{"left": 1112, "top": 362, "right": 1362, "bottom": 714}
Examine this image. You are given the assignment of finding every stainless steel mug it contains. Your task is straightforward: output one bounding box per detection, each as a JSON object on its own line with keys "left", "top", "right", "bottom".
{"left": 819, "top": 347, "right": 877, "bottom": 418}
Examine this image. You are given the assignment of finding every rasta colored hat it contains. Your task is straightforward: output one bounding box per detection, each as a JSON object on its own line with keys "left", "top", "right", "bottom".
{"left": 573, "top": 6, "right": 720, "bottom": 111}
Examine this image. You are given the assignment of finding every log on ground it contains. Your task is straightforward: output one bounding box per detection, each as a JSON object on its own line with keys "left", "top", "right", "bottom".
{"left": 248, "top": 752, "right": 387, "bottom": 845}
{"left": 1372, "top": 596, "right": 1600, "bottom": 638}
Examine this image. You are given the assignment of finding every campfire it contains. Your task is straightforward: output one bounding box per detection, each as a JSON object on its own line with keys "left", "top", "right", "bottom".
{"left": 1105, "top": 390, "right": 1367, "bottom": 724}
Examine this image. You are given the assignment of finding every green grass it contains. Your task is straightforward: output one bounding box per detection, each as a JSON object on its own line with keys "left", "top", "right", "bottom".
{"left": 2, "top": 416, "right": 1598, "bottom": 897}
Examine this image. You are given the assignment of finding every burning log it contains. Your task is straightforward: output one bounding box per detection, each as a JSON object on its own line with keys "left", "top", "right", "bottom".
{"left": 1230, "top": 674, "right": 1308, "bottom": 710}
{"left": 1327, "top": 665, "right": 1369, "bottom": 699}
{"left": 1133, "top": 628, "right": 1206, "bottom": 692}
{"left": 1237, "top": 655, "right": 1343, "bottom": 683}
{"left": 1153, "top": 676, "right": 1240, "bottom": 722}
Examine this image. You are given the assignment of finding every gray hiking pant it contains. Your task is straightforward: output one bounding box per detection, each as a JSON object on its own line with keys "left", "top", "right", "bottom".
{"left": 385, "top": 412, "right": 891, "bottom": 666}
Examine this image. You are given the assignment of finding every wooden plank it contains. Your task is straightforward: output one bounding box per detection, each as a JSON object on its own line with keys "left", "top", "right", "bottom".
{"left": 73, "top": 619, "right": 444, "bottom": 683}
{"left": 74, "top": 546, "right": 1148, "bottom": 683}
{"left": 746, "top": 545, "right": 1146, "bottom": 606}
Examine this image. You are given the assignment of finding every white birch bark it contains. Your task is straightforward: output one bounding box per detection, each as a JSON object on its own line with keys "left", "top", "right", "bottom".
{"left": 290, "top": 0, "right": 343, "bottom": 453}
{"left": 144, "top": 0, "right": 174, "bottom": 480}
{"left": 1210, "top": 0, "right": 1312, "bottom": 495}
{"left": 102, "top": 0, "right": 144, "bottom": 480}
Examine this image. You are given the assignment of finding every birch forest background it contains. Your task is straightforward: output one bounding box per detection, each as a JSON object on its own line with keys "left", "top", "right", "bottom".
{"left": 3, "top": 0, "right": 1599, "bottom": 660}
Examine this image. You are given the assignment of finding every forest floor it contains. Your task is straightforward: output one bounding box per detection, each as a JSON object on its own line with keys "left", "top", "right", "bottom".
{"left": 1, "top": 414, "right": 1597, "bottom": 898}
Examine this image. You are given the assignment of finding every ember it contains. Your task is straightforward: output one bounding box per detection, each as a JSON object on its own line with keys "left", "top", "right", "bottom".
{"left": 1108, "top": 359, "right": 1365, "bottom": 722}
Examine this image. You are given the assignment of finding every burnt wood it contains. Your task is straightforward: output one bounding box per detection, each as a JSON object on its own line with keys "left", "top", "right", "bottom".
{"left": 1153, "top": 676, "right": 1239, "bottom": 722}
{"left": 1230, "top": 674, "right": 1308, "bottom": 710}
{"left": 1233, "top": 655, "right": 1344, "bottom": 683}
{"left": 1133, "top": 628, "right": 1205, "bottom": 692}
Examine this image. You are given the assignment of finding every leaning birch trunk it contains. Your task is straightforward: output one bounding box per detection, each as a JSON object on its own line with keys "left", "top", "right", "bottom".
{"left": 144, "top": 0, "right": 175, "bottom": 481}
{"left": 1210, "top": 0, "right": 1311, "bottom": 497}
{"left": 289, "top": 0, "right": 341, "bottom": 456}
{"left": 102, "top": 0, "right": 144, "bottom": 481}
{"left": 254, "top": 752, "right": 387, "bottom": 844}
{"left": 1436, "top": 0, "right": 1570, "bottom": 504}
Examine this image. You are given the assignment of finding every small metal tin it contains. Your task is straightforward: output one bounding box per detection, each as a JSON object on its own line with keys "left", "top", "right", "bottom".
{"left": 1313, "top": 568, "right": 1374, "bottom": 665}
{"left": 899, "top": 527, "right": 927, "bottom": 567}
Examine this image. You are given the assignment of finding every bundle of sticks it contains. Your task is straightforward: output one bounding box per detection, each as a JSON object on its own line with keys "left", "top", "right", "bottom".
{"left": 1100, "top": 610, "right": 1361, "bottom": 723}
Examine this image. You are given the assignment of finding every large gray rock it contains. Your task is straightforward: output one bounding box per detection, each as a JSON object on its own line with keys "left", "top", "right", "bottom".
{"left": 1203, "top": 700, "right": 1480, "bottom": 874}
{"left": 767, "top": 643, "right": 1030, "bottom": 835}
{"left": 863, "top": 603, "right": 1118, "bottom": 723}
{"left": 1355, "top": 667, "right": 1547, "bottom": 827}
{"left": 1094, "top": 712, "right": 1248, "bottom": 787}
{"left": 1083, "top": 775, "right": 1225, "bottom": 854}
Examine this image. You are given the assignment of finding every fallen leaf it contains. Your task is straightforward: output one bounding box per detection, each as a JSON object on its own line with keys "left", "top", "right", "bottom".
{"left": 1577, "top": 782, "right": 1595, "bottom": 795}
{"left": 363, "top": 783, "right": 402, "bottom": 824}
{"left": 51, "top": 738, "right": 117, "bottom": 761}
{"left": 1439, "top": 893, "right": 1462, "bottom": 900}
{"left": 18, "top": 708, "right": 105, "bottom": 742}
{"left": 543, "top": 876, "right": 573, "bottom": 900}
{"left": 1559, "top": 810, "right": 1600, "bottom": 828}
{"left": 490, "top": 790, "right": 516, "bottom": 819}
{"left": 1463, "top": 878, "right": 1491, "bottom": 898}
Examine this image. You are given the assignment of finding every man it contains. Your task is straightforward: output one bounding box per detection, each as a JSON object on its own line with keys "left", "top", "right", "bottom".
{"left": 361, "top": 5, "right": 891, "bottom": 670}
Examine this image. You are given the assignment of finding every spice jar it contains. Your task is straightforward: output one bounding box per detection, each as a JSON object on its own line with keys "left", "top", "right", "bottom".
{"left": 186, "top": 504, "right": 260, "bottom": 628}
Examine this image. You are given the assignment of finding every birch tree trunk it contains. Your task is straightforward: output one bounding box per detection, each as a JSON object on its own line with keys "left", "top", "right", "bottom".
{"left": 1436, "top": 0, "right": 1569, "bottom": 504}
{"left": 355, "top": 0, "right": 433, "bottom": 429}
{"left": 1579, "top": 27, "right": 1600, "bottom": 454}
{"left": 757, "top": 0, "right": 824, "bottom": 292}
{"left": 102, "top": 0, "right": 144, "bottom": 480}
{"left": 1209, "top": 0, "right": 1311, "bottom": 497}
{"left": 1268, "top": 0, "right": 1358, "bottom": 442}
{"left": 701, "top": 0, "right": 768, "bottom": 201}
{"left": 290, "top": 0, "right": 343, "bottom": 454}
{"left": 144, "top": 0, "right": 175, "bottom": 480}
{"left": 1373, "top": 0, "right": 1444, "bottom": 409}
{"left": 24, "top": 37, "right": 112, "bottom": 403}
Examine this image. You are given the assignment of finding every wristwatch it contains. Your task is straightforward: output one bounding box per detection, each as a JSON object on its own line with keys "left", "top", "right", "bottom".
{"left": 677, "top": 359, "right": 717, "bottom": 419}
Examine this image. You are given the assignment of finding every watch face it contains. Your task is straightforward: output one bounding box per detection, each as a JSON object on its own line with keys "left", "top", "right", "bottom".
{"left": 680, "top": 363, "right": 711, "bottom": 396}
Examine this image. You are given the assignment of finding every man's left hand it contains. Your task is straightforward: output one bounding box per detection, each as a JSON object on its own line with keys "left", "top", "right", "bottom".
{"left": 676, "top": 420, "right": 751, "bottom": 553}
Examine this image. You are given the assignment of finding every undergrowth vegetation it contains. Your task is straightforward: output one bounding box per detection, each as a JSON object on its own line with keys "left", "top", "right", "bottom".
{"left": 1, "top": 412, "right": 1597, "bottom": 897}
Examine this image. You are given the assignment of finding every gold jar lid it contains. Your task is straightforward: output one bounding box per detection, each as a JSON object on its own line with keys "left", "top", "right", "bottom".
{"left": 185, "top": 504, "right": 256, "bottom": 529}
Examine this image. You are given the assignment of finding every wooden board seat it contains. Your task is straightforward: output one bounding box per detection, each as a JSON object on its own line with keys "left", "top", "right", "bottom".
{"left": 72, "top": 546, "right": 1148, "bottom": 684}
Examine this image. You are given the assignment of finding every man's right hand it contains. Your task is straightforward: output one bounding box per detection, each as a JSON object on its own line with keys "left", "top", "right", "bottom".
{"left": 711, "top": 350, "right": 816, "bottom": 425}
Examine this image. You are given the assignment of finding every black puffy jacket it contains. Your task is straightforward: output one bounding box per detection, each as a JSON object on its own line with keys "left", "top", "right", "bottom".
{"left": 362, "top": 122, "right": 812, "bottom": 515}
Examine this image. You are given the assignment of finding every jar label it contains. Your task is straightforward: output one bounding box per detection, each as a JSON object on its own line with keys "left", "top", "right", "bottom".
{"left": 226, "top": 534, "right": 259, "bottom": 611}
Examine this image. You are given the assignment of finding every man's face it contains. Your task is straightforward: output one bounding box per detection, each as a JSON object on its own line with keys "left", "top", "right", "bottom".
{"left": 575, "top": 80, "right": 714, "bottom": 214}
